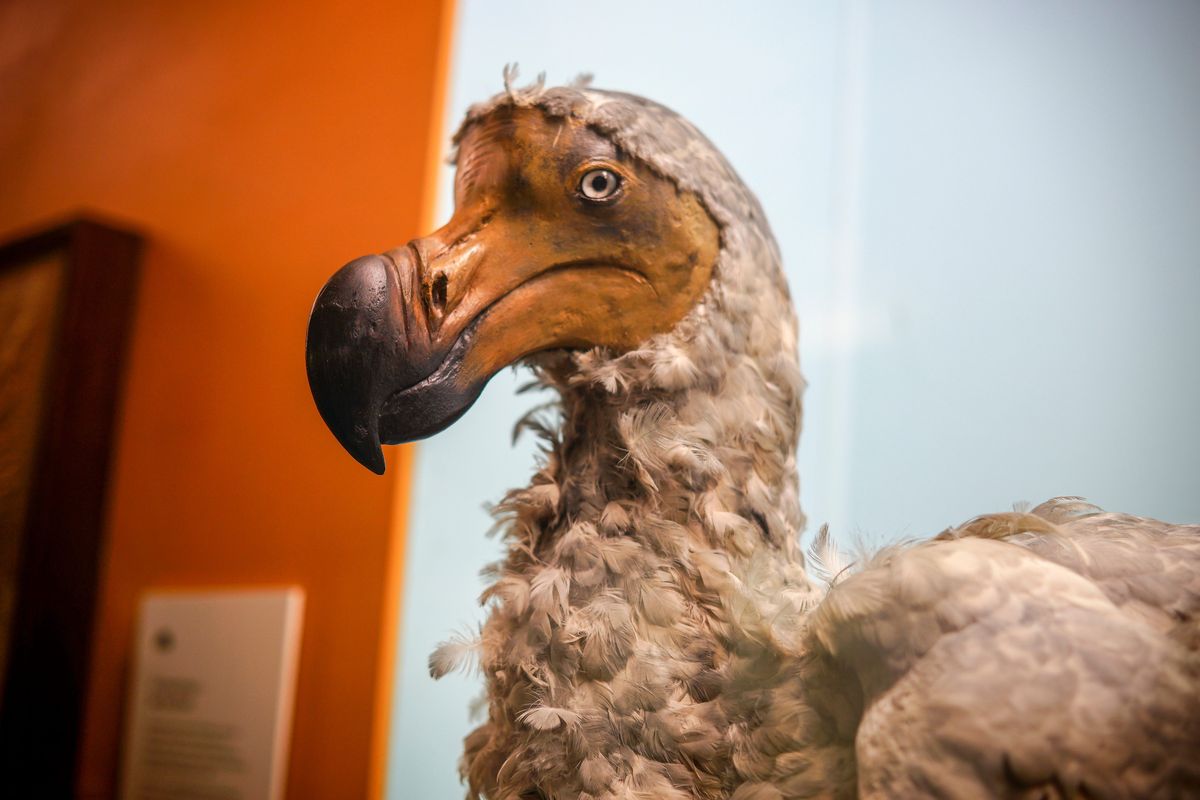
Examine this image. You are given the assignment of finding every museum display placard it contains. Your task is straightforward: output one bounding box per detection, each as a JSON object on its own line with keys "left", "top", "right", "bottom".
{"left": 120, "top": 588, "right": 305, "bottom": 800}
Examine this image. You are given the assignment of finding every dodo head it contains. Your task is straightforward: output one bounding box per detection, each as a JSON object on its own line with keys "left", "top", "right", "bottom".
{"left": 306, "top": 79, "right": 792, "bottom": 473}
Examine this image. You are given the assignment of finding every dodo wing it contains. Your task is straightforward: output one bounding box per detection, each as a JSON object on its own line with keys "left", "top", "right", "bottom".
{"left": 807, "top": 534, "right": 1200, "bottom": 798}
{"left": 1004, "top": 499, "right": 1200, "bottom": 644}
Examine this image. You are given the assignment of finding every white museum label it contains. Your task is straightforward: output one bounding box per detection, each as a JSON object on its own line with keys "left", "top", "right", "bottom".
{"left": 120, "top": 588, "right": 305, "bottom": 800}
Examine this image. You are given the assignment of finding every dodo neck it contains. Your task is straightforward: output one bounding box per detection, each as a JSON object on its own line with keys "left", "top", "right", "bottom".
{"left": 523, "top": 327, "right": 805, "bottom": 564}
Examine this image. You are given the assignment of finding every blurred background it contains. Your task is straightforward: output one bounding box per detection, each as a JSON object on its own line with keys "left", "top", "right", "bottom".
{"left": 0, "top": 1, "right": 1197, "bottom": 798}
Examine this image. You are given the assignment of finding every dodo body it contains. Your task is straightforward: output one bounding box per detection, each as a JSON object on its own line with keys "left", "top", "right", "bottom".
{"left": 307, "top": 79, "right": 1200, "bottom": 799}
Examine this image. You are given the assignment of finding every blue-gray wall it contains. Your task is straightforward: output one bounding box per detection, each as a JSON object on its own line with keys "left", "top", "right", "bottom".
{"left": 388, "top": 2, "right": 1200, "bottom": 796}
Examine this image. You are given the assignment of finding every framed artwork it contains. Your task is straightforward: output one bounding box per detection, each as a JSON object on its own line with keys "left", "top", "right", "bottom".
{"left": 0, "top": 218, "right": 141, "bottom": 794}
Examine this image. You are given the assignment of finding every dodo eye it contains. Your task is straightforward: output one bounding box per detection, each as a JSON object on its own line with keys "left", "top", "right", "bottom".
{"left": 579, "top": 168, "right": 621, "bottom": 201}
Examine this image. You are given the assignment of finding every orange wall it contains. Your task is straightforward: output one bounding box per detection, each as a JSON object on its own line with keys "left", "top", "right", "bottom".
{"left": 0, "top": 1, "right": 452, "bottom": 797}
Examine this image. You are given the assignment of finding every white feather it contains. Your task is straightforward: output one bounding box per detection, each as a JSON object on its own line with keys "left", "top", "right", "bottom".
{"left": 428, "top": 629, "right": 480, "bottom": 679}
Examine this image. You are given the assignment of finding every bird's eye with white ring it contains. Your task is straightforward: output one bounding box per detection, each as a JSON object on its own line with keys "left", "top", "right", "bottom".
{"left": 579, "top": 168, "right": 621, "bottom": 201}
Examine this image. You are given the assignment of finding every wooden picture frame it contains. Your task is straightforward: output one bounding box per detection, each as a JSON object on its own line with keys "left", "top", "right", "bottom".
{"left": 0, "top": 218, "right": 142, "bottom": 794}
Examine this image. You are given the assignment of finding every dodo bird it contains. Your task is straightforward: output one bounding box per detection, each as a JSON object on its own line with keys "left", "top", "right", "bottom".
{"left": 306, "top": 76, "right": 1200, "bottom": 799}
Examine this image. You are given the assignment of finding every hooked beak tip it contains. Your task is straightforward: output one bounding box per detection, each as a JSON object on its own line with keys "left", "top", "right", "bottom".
{"left": 356, "top": 444, "right": 387, "bottom": 476}
{"left": 342, "top": 420, "right": 387, "bottom": 475}
{"left": 305, "top": 253, "right": 403, "bottom": 477}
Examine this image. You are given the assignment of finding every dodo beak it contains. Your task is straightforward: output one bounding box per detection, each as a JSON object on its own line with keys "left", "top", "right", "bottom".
{"left": 306, "top": 247, "right": 477, "bottom": 474}
{"left": 306, "top": 108, "right": 719, "bottom": 474}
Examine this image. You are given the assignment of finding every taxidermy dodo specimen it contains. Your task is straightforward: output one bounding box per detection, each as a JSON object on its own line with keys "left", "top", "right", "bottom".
{"left": 306, "top": 77, "right": 1200, "bottom": 799}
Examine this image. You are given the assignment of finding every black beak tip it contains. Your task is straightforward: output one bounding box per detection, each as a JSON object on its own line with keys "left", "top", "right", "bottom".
{"left": 304, "top": 348, "right": 389, "bottom": 476}
{"left": 348, "top": 433, "right": 387, "bottom": 476}
{"left": 305, "top": 253, "right": 401, "bottom": 477}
